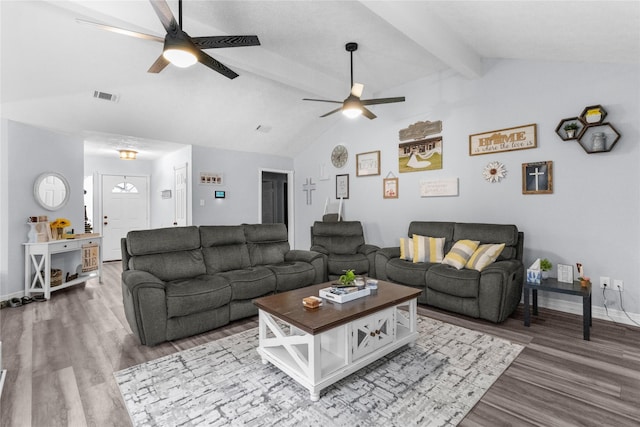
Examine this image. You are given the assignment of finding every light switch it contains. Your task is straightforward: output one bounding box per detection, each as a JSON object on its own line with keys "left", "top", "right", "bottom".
{"left": 200, "top": 199, "right": 205, "bottom": 206}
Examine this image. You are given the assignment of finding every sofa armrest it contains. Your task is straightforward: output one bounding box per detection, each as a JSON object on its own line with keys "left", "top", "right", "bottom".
{"left": 121, "top": 270, "right": 168, "bottom": 346}
{"left": 358, "top": 244, "right": 380, "bottom": 278}
{"left": 478, "top": 260, "right": 524, "bottom": 322}
{"left": 286, "top": 250, "right": 327, "bottom": 283}
{"left": 358, "top": 243, "right": 380, "bottom": 256}
{"left": 374, "top": 247, "right": 400, "bottom": 280}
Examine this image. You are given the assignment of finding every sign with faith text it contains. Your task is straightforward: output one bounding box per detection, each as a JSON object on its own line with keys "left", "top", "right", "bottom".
{"left": 469, "top": 123, "right": 537, "bottom": 156}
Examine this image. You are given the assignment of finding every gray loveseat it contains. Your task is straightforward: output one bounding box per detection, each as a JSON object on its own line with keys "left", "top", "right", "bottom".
{"left": 375, "top": 222, "right": 524, "bottom": 323}
{"left": 121, "top": 223, "right": 325, "bottom": 345}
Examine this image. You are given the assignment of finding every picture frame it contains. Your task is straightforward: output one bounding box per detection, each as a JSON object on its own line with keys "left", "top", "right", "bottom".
{"left": 200, "top": 172, "right": 223, "bottom": 185}
{"left": 383, "top": 177, "right": 398, "bottom": 199}
{"left": 336, "top": 174, "right": 349, "bottom": 199}
{"left": 356, "top": 151, "right": 381, "bottom": 176}
{"left": 469, "top": 123, "right": 537, "bottom": 156}
{"left": 522, "top": 161, "right": 553, "bottom": 194}
{"left": 398, "top": 137, "right": 443, "bottom": 173}
{"left": 557, "top": 263, "right": 574, "bottom": 283}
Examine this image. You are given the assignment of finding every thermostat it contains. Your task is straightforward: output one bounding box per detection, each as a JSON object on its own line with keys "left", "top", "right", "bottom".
{"left": 214, "top": 190, "right": 226, "bottom": 199}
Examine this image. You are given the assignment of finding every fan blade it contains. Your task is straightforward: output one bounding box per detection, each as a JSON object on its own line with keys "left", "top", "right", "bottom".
{"left": 361, "top": 107, "right": 377, "bottom": 120}
{"left": 195, "top": 50, "right": 238, "bottom": 79}
{"left": 320, "top": 107, "right": 343, "bottom": 118}
{"left": 76, "top": 19, "right": 164, "bottom": 42}
{"left": 192, "top": 35, "right": 260, "bottom": 49}
{"left": 302, "top": 98, "right": 342, "bottom": 104}
{"left": 149, "top": 0, "right": 179, "bottom": 33}
{"left": 351, "top": 83, "right": 364, "bottom": 98}
{"left": 148, "top": 55, "right": 170, "bottom": 73}
{"left": 361, "top": 96, "right": 405, "bottom": 106}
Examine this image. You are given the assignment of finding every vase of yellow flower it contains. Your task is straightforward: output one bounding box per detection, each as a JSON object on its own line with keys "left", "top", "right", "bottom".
{"left": 50, "top": 218, "right": 71, "bottom": 240}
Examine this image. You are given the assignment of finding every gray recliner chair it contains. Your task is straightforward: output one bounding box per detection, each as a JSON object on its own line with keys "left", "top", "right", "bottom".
{"left": 310, "top": 221, "right": 379, "bottom": 281}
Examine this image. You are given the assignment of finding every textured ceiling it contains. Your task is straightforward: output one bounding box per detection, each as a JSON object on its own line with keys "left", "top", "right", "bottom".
{"left": 1, "top": 1, "right": 638, "bottom": 159}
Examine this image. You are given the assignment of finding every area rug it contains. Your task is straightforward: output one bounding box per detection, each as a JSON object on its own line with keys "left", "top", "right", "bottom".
{"left": 115, "top": 316, "right": 523, "bottom": 426}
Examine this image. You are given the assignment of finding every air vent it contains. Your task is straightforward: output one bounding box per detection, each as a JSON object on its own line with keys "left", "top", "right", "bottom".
{"left": 93, "top": 90, "right": 119, "bottom": 103}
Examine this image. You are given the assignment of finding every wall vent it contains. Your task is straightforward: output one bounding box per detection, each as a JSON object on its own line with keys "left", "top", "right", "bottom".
{"left": 93, "top": 90, "right": 119, "bottom": 103}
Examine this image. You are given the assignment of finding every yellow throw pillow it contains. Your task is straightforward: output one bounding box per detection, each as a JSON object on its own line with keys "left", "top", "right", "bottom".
{"left": 399, "top": 237, "right": 414, "bottom": 261}
{"left": 442, "top": 240, "right": 480, "bottom": 269}
{"left": 413, "top": 235, "right": 445, "bottom": 263}
{"left": 466, "top": 243, "right": 505, "bottom": 272}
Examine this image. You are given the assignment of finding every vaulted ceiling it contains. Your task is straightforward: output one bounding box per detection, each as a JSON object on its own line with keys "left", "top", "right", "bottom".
{"left": 2, "top": 1, "right": 638, "bottom": 159}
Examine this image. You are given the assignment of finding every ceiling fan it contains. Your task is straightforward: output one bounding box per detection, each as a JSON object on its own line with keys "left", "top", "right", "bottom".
{"left": 303, "top": 42, "right": 405, "bottom": 119}
{"left": 77, "top": 0, "right": 260, "bottom": 79}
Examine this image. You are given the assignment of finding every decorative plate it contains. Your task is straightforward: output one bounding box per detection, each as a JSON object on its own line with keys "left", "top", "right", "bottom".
{"left": 483, "top": 161, "right": 507, "bottom": 183}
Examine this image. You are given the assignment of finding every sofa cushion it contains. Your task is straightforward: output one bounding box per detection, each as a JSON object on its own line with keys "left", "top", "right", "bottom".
{"left": 266, "top": 261, "right": 316, "bottom": 292}
{"left": 453, "top": 223, "right": 519, "bottom": 260}
{"left": 220, "top": 267, "right": 276, "bottom": 300}
{"left": 126, "top": 226, "right": 201, "bottom": 256}
{"left": 442, "top": 240, "right": 479, "bottom": 270}
{"left": 466, "top": 243, "right": 505, "bottom": 272}
{"left": 327, "top": 253, "right": 369, "bottom": 276}
{"left": 386, "top": 258, "right": 432, "bottom": 287}
{"left": 200, "top": 225, "right": 251, "bottom": 273}
{"left": 244, "top": 223, "right": 289, "bottom": 266}
{"left": 426, "top": 264, "right": 480, "bottom": 298}
{"left": 128, "top": 249, "right": 206, "bottom": 282}
{"left": 413, "top": 235, "right": 445, "bottom": 263}
{"left": 165, "top": 275, "right": 231, "bottom": 318}
{"left": 312, "top": 221, "right": 365, "bottom": 254}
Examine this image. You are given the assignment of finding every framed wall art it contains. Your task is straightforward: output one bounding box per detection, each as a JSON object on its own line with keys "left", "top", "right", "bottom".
{"left": 336, "top": 174, "right": 349, "bottom": 199}
{"left": 469, "top": 123, "right": 537, "bottom": 156}
{"left": 398, "top": 137, "right": 442, "bottom": 173}
{"left": 522, "top": 161, "right": 553, "bottom": 194}
{"left": 383, "top": 177, "right": 398, "bottom": 199}
{"left": 200, "top": 172, "right": 223, "bottom": 185}
{"left": 356, "top": 151, "right": 381, "bottom": 176}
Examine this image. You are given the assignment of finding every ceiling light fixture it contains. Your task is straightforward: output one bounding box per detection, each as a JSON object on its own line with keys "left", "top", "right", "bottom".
{"left": 342, "top": 95, "right": 363, "bottom": 119}
{"left": 162, "top": 33, "right": 197, "bottom": 68}
{"left": 119, "top": 150, "right": 137, "bottom": 160}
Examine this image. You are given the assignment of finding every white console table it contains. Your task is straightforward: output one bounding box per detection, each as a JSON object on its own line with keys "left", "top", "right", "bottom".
{"left": 24, "top": 236, "right": 102, "bottom": 299}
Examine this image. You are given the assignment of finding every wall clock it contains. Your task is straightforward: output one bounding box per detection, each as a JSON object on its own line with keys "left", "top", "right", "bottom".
{"left": 331, "top": 144, "right": 348, "bottom": 168}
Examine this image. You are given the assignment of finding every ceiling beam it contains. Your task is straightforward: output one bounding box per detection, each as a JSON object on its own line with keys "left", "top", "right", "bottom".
{"left": 360, "top": 1, "right": 483, "bottom": 79}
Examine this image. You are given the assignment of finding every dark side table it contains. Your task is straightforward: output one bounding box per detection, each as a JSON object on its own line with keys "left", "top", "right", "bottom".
{"left": 523, "top": 277, "right": 592, "bottom": 340}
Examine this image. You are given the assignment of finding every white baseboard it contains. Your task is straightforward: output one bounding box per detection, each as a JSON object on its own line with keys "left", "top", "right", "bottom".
{"left": 535, "top": 295, "right": 640, "bottom": 327}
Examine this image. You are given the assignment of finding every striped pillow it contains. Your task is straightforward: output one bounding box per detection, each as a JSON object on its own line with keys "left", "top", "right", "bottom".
{"left": 413, "top": 235, "right": 445, "bottom": 263}
{"left": 399, "top": 237, "right": 414, "bottom": 261}
{"left": 442, "top": 240, "right": 480, "bottom": 269}
{"left": 466, "top": 243, "right": 505, "bottom": 271}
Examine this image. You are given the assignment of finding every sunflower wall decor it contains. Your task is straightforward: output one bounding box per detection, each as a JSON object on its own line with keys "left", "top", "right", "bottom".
{"left": 483, "top": 161, "right": 507, "bottom": 183}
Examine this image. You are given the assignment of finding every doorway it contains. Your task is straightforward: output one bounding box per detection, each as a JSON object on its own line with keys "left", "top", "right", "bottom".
{"left": 259, "top": 169, "right": 294, "bottom": 245}
{"left": 101, "top": 174, "right": 149, "bottom": 261}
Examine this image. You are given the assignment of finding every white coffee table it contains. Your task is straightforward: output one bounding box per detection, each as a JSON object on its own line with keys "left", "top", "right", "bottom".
{"left": 253, "top": 281, "right": 421, "bottom": 401}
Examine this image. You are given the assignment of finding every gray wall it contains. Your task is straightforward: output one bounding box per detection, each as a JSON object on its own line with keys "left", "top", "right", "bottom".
{"left": 293, "top": 59, "right": 640, "bottom": 320}
{"left": 1, "top": 120, "right": 85, "bottom": 298}
{"left": 191, "top": 145, "right": 293, "bottom": 226}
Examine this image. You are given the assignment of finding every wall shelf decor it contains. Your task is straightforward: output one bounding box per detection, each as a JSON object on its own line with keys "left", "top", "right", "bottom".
{"left": 555, "top": 105, "right": 620, "bottom": 154}
{"left": 577, "top": 123, "right": 620, "bottom": 154}
{"left": 554, "top": 117, "right": 585, "bottom": 141}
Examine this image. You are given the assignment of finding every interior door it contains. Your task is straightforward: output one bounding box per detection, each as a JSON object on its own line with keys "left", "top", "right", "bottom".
{"left": 101, "top": 175, "right": 149, "bottom": 261}
{"left": 174, "top": 164, "right": 188, "bottom": 226}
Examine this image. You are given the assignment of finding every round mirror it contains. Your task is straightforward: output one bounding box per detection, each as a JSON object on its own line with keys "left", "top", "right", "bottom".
{"left": 34, "top": 172, "right": 70, "bottom": 211}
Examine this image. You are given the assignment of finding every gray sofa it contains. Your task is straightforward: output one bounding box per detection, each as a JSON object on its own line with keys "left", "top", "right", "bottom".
{"left": 375, "top": 222, "right": 524, "bottom": 323}
{"left": 310, "top": 221, "right": 379, "bottom": 280}
{"left": 121, "top": 223, "right": 325, "bottom": 345}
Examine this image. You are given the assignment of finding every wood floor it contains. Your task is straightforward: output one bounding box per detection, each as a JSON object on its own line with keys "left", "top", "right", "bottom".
{"left": 1, "top": 261, "right": 639, "bottom": 427}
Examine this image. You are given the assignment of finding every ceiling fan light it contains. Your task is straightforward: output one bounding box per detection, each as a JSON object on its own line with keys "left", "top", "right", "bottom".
{"left": 119, "top": 150, "right": 137, "bottom": 160}
{"left": 163, "top": 48, "right": 197, "bottom": 67}
{"left": 342, "top": 107, "right": 362, "bottom": 119}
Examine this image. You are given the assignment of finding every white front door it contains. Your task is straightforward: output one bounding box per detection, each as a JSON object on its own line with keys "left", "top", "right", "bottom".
{"left": 101, "top": 175, "right": 149, "bottom": 261}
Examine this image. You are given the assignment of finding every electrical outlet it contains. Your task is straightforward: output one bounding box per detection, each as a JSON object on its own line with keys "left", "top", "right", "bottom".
{"left": 600, "top": 276, "right": 610, "bottom": 289}
{"left": 614, "top": 279, "right": 624, "bottom": 292}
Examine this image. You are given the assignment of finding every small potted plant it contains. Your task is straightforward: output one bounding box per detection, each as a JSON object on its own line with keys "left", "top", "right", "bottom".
{"left": 563, "top": 122, "right": 579, "bottom": 138}
{"left": 540, "top": 258, "right": 552, "bottom": 279}
{"left": 337, "top": 269, "right": 356, "bottom": 287}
